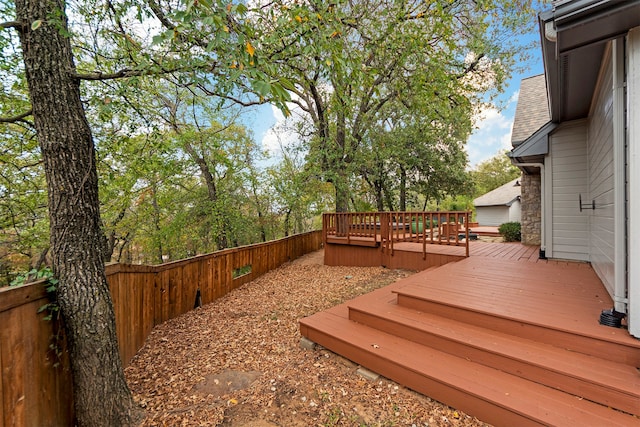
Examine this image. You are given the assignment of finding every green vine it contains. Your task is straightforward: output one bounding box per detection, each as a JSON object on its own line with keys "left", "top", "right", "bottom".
{"left": 37, "top": 276, "right": 59, "bottom": 321}
{"left": 11, "top": 267, "right": 64, "bottom": 366}
{"left": 40, "top": 276, "right": 63, "bottom": 367}
{"left": 9, "top": 266, "right": 55, "bottom": 287}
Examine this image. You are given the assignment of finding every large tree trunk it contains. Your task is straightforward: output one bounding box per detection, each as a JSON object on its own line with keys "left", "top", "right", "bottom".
{"left": 334, "top": 168, "right": 350, "bottom": 213}
{"left": 15, "top": 0, "right": 143, "bottom": 425}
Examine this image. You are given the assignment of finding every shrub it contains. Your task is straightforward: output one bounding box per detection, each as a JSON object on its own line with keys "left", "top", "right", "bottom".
{"left": 499, "top": 222, "right": 521, "bottom": 242}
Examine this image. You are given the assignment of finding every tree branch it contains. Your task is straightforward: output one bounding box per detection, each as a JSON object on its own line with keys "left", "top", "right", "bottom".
{"left": 215, "top": 94, "right": 266, "bottom": 108}
{"left": 73, "top": 61, "right": 208, "bottom": 81}
{"left": 1, "top": 21, "right": 22, "bottom": 30}
{"left": 0, "top": 108, "right": 32, "bottom": 123}
{"left": 72, "top": 68, "right": 149, "bottom": 80}
{"left": 457, "top": 53, "right": 486, "bottom": 79}
{"left": 146, "top": 0, "right": 211, "bottom": 50}
{"left": 146, "top": 0, "right": 177, "bottom": 32}
{"left": 74, "top": 37, "right": 223, "bottom": 81}
{"left": 194, "top": 82, "right": 270, "bottom": 108}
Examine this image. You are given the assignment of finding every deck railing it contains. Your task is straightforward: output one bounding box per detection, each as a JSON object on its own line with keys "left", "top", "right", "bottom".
{"left": 323, "top": 211, "right": 471, "bottom": 258}
{"left": 0, "top": 230, "right": 322, "bottom": 426}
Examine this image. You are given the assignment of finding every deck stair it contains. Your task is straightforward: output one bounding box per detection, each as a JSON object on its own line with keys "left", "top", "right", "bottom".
{"left": 299, "top": 257, "right": 640, "bottom": 426}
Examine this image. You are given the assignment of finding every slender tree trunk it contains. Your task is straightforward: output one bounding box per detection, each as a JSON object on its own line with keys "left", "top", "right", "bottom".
{"left": 257, "top": 210, "right": 267, "bottom": 242}
{"left": 14, "top": 0, "right": 143, "bottom": 425}
{"left": 31, "top": 247, "right": 49, "bottom": 271}
{"left": 249, "top": 177, "right": 267, "bottom": 242}
{"left": 334, "top": 109, "right": 350, "bottom": 214}
{"left": 182, "top": 141, "right": 229, "bottom": 249}
{"left": 117, "top": 232, "right": 131, "bottom": 263}
{"left": 150, "top": 185, "right": 164, "bottom": 263}
{"left": 105, "top": 207, "right": 127, "bottom": 262}
{"left": 374, "top": 159, "right": 385, "bottom": 211}
{"left": 399, "top": 166, "right": 407, "bottom": 211}
{"left": 283, "top": 209, "right": 291, "bottom": 237}
{"left": 384, "top": 188, "right": 395, "bottom": 212}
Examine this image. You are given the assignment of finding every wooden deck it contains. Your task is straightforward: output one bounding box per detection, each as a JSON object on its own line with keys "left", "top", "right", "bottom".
{"left": 325, "top": 239, "right": 542, "bottom": 271}
{"left": 396, "top": 240, "right": 541, "bottom": 260}
{"left": 300, "top": 244, "right": 640, "bottom": 426}
{"left": 469, "top": 225, "right": 502, "bottom": 237}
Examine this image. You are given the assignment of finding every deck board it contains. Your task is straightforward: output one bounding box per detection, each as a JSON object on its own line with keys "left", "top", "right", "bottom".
{"left": 390, "top": 241, "right": 542, "bottom": 260}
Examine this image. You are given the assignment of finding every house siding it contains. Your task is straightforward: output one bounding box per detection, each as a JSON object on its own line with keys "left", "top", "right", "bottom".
{"left": 627, "top": 27, "right": 640, "bottom": 337}
{"left": 588, "top": 45, "right": 616, "bottom": 297}
{"left": 550, "top": 122, "right": 589, "bottom": 261}
{"left": 476, "top": 206, "right": 509, "bottom": 227}
{"left": 509, "top": 200, "right": 521, "bottom": 223}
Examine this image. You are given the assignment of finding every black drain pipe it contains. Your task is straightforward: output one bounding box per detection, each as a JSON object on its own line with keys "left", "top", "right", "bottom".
{"left": 599, "top": 308, "right": 626, "bottom": 328}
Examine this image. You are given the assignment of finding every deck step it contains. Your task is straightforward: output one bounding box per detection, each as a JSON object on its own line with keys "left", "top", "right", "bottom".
{"left": 326, "top": 236, "right": 379, "bottom": 247}
{"left": 347, "top": 296, "right": 640, "bottom": 415}
{"left": 300, "top": 256, "right": 640, "bottom": 425}
{"left": 392, "top": 259, "right": 640, "bottom": 366}
{"left": 299, "top": 308, "right": 640, "bottom": 427}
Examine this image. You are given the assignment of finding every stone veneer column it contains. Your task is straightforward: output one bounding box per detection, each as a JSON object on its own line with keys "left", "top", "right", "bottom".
{"left": 520, "top": 173, "right": 541, "bottom": 245}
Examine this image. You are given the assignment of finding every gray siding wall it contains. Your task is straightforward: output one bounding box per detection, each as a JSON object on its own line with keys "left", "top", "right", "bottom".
{"left": 550, "top": 122, "right": 590, "bottom": 261}
{"left": 509, "top": 200, "right": 522, "bottom": 223}
{"left": 476, "top": 206, "right": 509, "bottom": 227}
{"left": 588, "top": 47, "right": 616, "bottom": 296}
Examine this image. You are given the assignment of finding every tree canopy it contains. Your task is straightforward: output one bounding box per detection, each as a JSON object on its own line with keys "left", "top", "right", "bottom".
{"left": 471, "top": 150, "right": 522, "bottom": 196}
{"left": 254, "top": 0, "right": 537, "bottom": 212}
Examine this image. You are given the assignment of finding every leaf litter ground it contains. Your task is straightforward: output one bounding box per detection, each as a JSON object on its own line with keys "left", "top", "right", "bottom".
{"left": 125, "top": 249, "right": 491, "bottom": 427}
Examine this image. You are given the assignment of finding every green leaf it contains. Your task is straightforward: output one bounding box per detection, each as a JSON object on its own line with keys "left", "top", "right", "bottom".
{"left": 252, "top": 80, "right": 271, "bottom": 96}
{"left": 31, "top": 20, "right": 42, "bottom": 30}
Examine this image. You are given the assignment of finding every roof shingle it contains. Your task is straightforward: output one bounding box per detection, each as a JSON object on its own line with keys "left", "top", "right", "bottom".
{"left": 511, "top": 74, "right": 550, "bottom": 146}
{"left": 473, "top": 178, "right": 521, "bottom": 207}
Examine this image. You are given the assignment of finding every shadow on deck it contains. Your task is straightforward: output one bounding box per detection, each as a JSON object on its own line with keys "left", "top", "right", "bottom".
{"left": 300, "top": 244, "right": 640, "bottom": 426}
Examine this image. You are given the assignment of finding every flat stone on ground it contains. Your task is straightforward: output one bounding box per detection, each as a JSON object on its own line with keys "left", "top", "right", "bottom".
{"left": 299, "top": 336, "right": 316, "bottom": 350}
{"left": 356, "top": 366, "right": 380, "bottom": 381}
{"left": 192, "top": 370, "right": 261, "bottom": 396}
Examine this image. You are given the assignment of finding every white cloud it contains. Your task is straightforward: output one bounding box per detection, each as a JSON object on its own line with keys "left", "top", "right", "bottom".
{"left": 260, "top": 92, "right": 312, "bottom": 156}
{"left": 509, "top": 89, "right": 520, "bottom": 105}
{"left": 261, "top": 104, "right": 296, "bottom": 154}
{"left": 466, "top": 103, "right": 515, "bottom": 168}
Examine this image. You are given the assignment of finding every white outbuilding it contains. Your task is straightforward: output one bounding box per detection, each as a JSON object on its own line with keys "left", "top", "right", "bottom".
{"left": 473, "top": 178, "right": 521, "bottom": 226}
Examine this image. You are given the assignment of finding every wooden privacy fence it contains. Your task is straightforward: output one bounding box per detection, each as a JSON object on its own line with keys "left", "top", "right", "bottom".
{"left": 0, "top": 230, "right": 322, "bottom": 426}
{"left": 323, "top": 211, "right": 471, "bottom": 258}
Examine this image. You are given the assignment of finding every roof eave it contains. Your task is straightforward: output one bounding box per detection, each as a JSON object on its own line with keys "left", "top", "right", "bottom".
{"left": 509, "top": 121, "right": 556, "bottom": 173}
{"left": 539, "top": 1, "right": 640, "bottom": 123}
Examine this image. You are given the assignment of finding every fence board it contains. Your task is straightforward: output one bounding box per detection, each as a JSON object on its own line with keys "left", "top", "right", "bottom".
{"left": 143, "top": 272, "right": 155, "bottom": 342}
{"left": 1, "top": 304, "right": 26, "bottom": 426}
{"left": 0, "top": 333, "right": 3, "bottom": 427}
{"left": 184, "top": 262, "right": 198, "bottom": 312}
{"left": 0, "top": 230, "right": 321, "bottom": 425}
{"left": 36, "top": 305, "right": 72, "bottom": 427}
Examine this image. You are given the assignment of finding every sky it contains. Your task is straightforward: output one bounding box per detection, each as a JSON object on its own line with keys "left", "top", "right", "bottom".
{"left": 242, "top": 24, "right": 546, "bottom": 170}
{"left": 465, "top": 52, "right": 544, "bottom": 168}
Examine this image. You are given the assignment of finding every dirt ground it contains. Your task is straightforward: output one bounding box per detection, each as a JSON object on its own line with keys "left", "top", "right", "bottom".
{"left": 125, "top": 249, "right": 491, "bottom": 427}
